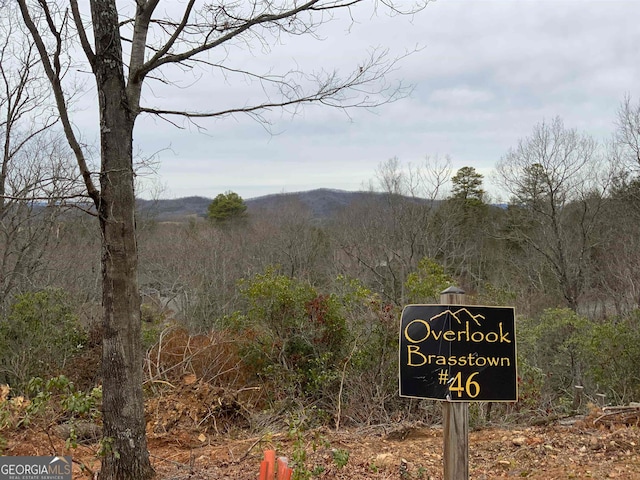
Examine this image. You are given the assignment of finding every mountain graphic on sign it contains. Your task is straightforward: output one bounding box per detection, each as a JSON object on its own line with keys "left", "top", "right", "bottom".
{"left": 430, "top": 308, "right": 484, "bottom": 326}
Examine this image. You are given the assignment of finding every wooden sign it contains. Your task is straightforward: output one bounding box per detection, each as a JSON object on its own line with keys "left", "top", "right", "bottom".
{"left": 399, "top": 304, "right": 517, "bottom": 402}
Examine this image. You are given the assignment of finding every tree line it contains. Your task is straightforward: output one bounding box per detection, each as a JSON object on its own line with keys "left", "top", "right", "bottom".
{"left": 3, "top": 104, "right": 640, "bottom": 413}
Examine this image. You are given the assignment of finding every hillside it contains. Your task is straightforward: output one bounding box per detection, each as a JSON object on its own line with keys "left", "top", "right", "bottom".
{"left": 136, "top": 188, "right": 398, "bottom": 221}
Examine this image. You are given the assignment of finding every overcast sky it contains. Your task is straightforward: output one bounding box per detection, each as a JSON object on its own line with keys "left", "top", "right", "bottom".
{"left": 124, "top": 0, "right": 640, "bottom": 201}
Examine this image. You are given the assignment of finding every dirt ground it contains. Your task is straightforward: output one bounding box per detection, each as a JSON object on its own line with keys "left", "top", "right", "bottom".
{"left": 3, "top": 381, "right": 640, "bottom": 479}
{"left": 4, "top": 415, "right": 640, "bottom": 479}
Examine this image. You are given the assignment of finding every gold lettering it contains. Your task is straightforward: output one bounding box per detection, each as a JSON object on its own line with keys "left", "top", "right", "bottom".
{"left": 455, "top": 321, "right": 474, "bottom": 342}
{"left": 499, "top": 322, "right": 511, "bottom": 343}
{"left": 471, "top": 331, "right": 484, "bottom": 342}
{"left": 487, "top": 356, "right": 500, "bottom": 366}
{"left": 443, "top": 330, "right": 456, "bottom": 341}
{"left": 404, "top": 319, "right": 431, "bottom": 343}
{"left": 404, "top": 319, "right": 513, "bottom": 345}
{"left": 407, "top": 345, "right": 427, "bottom": 366}
{"left": 485, "top": 332, "right": 498, "bottom": 342}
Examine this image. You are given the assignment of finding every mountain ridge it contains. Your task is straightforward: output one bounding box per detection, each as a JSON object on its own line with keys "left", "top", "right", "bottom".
{"left": 136, "top": 188, "right": 398, "bottom": 221}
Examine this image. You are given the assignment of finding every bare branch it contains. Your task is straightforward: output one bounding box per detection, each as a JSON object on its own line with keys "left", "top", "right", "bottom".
{"left": 137, "top": 0, "right": 351, "bottom": 77}
{"left": 139, "top": 46, "right": 414, "bottom": 123}
{"left": 70, "top": 0, "right": 95, "bottom": 67}
{"left": 16, "top": 0, "right": 100, "bottom": 206}
{"left": 616, "top": 93, "right": 640, "bottom": 171}
{"left": 130, "top": 0, "right": 196, "bottom": 82}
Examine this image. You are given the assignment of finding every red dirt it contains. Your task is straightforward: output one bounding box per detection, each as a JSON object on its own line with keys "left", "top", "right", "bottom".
{"left": 4, "top": 419, "right": 640, "bottom": 479}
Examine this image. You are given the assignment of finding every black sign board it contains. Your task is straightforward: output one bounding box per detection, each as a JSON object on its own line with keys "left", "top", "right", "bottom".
{"left": 399, "top": 305, "right": 517, "bottom": 402}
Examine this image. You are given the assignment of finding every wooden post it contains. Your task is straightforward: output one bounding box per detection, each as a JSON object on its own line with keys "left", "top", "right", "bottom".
{"left": 572, "top": 385, "right": 584, "bottom": 411}
{"left": 440, "top": 286, "right": 469, "bottom": 480}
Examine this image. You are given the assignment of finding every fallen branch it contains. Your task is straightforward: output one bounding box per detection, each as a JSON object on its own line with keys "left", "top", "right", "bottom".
{"left": 594, "top": 404, "right": 640, "bottom": 425}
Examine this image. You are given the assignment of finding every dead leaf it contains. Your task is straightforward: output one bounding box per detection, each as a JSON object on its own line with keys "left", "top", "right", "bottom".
{"left": 183, "top": 374, "right": 197, "bottom": 385}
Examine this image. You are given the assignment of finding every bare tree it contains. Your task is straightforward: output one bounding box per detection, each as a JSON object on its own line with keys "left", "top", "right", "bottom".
{"left": 611, "top": 95, "right": 640, "bottom": 214}
{"left": 596, "top": 132, "right": 640, "bottom": 313}
{"left": 495, "top": 117, "right": 610, "bottom": 312}
{"left": 249, "top": 196, "right": 331, "bottom": 280}
{"left": 616, "top": 94, "right": 640, "bottom": 172}
{"left": 0, "top": 3, "right": 80, "bottom": 312}
{"left": 16, "top": 0, "right": 426, "bottom": 477}
{"left": 333, "top": 156, "right": 450, "bottom": 304}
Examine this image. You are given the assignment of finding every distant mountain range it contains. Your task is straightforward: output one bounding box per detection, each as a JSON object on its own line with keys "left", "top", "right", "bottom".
{"left": 135, "top": 188, "right": 400, "bottom": 221}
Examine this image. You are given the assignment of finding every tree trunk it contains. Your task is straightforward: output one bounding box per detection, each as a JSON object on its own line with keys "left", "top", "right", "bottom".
{"left": 98, "top": 120, "right": 154, "bottom": 480}
{"left": 90, "top": 1, "right": 154, "bottom": 478}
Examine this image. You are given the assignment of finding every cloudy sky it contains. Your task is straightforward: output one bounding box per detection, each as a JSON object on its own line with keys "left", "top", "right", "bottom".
{"left": 126, "top": 0, "right": 640, "bottom": 201}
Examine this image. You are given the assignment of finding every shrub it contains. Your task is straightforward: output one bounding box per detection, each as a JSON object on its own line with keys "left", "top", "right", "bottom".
{"left": 18, "top": 375, "right": 102, "bottom": 448}
{"left": 405, "top": 257, "right": 453, "bottom": 304}
{"left": 516, "top": 308, "right": 590, "bottom": 412}
{"left": 235, "top": 269, "right": 350, "bottom": 407}
{"left": 581, "top": 311, "right": 640, "bottom": 404}
{"left": 0, "top": 290, "right": 87, "bottom": 392}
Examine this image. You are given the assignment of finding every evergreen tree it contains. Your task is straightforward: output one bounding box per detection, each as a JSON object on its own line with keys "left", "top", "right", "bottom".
{"left": 207, "top": 191, "right": 248, "bottom": 222}
{"left": 451, "top": 166, "right": 485, "bottom": 205}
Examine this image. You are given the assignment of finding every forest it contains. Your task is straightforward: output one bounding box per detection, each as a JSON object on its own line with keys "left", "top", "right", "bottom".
{"left": 2, "top": 104, "right": 640, "bottom": 439}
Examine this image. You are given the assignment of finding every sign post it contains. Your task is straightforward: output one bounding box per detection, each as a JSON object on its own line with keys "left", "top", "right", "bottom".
{"left": 398, "top": 287, "right": 517, "bottom": 480}
{"left": 441, "top": 287, "right": 468, "bottom": 480}
{"left": 443, "top": 393, "right": 467, "bottom": 480}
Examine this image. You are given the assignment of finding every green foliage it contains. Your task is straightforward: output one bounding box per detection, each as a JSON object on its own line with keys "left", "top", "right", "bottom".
{"left": 333, "top": 275, "right": 372, "bottom": 305}
{"left": 405, "top": 257, "right": 453, "bottom": 303}
{"left": 0, "top": 387, "right": 9, "bottom": 454}
{"left": 513, "top": 356, "right": 545, "bottom": 414}
{"left": 21, "top": 375, "right": 101, "bottom": 421}
{"left": 236, "top": 268, "right": 350, "bottom": 405}
{"left": 238, "top": 266, "right": 316, "bottom": 334}
{"left": 475, "top": 282, "right": 517, "bottom": 306}
{"left": 514, "top": 308, "right": 640, "bottom": 414}
{"left": 97, "top": 436, "right": 119, "bottom": 459}
{"left": 16, "top": 375, "right": 101, "bottom": 448}
{"left": 230, "top": 269, "right": 405, "bottom": 425}
{"left": 284, "top": 412, "right": 347, "bottom": 479}
{"left": 141, "top": 302, "right": 171, "bottom": 349}
{"left": 331, "top": 448, "right": 349, "bottom": 469}
{"left": 207, "top": 191, "right": 247, "bottom": 222}
{"left": 287, "top": 414, "right": 312, "bottom": 480}
{"left": 580, "top": 311, "right": 640, "bottom": 404}
{"left": 515, "top": 162, "right": 553, "bottom": 209}
{"left": 451, "top": 166, "right": 485, "bottom": 204}
{"left": 517, "top": 308, "right": 590, "bottom": 411}
{"left": 345, "top": 300, "right": 402, "bottom": 424}
{"left": 0, "top": 290, "right": 87, "bottom": 391}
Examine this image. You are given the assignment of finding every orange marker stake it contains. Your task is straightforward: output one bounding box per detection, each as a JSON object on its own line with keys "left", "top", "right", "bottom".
{"left": 276, "top": 457, "right": 288, "bottom": 480}
{"left": 259, "top": 460, "right": 268, "bottom": 480}
{"left": 264, "top": 450, "right": 276, "bottom": 480}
